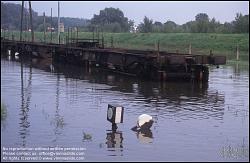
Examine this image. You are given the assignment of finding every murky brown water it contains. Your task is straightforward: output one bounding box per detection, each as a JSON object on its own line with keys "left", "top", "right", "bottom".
{"left": 1, "top": 55, "right": 249, "bottom": 161}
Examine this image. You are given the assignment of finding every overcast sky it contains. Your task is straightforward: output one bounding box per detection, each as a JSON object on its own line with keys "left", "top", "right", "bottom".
{"left": 4, "top": 1, "right": 249, "bottom": 25}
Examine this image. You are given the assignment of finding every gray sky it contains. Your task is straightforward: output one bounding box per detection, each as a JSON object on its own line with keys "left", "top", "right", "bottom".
{"left": 4, "top": 1, "right": 249, "bottom": 25}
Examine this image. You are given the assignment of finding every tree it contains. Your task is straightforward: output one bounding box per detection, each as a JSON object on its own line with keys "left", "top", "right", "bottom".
{"left": 90, "top": 7, "right": 133, "bottom": 32}
{"left": 138, "top": 16, "right": 153, "bottom": 33}
{"left": 163, "top": 21, "right": 177, "bottom": 33}
{"left": 152, "top": 21, "right": 163, "bottom": 33}
{"left": 154, "top": 21, "right": 162, "bottom": 26}
{"left": 102, "top": 23, "right": 122, "bottom": 33}
{"left": 232, "top": 13, "right": 249, "bottom": 33}
{"left": 182, "top": 21, "right": 197, "bottom": 33}
{"left": 195, "top": 13, "right": 209, "bottom": 33}
{"left": 128, "top": 20, "right": 135, "bottom": 32}
{"left": 1, "top": 2, "right": 38, "bottom": 30}
{"left": 208, "top": 18, "right": 220, "bottom": 33}
{"left": 214, "top": 22, "right": 233, "bottom": 33}
{"left": 1, "top": 2, "right": 88, "bottom": 31}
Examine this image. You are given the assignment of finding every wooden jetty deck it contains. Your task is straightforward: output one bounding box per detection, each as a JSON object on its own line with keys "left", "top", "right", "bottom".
{"left": 1, "top": 37, "right": 226, "bottom": 82}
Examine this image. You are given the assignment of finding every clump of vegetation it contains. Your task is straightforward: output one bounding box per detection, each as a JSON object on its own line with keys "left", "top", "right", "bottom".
{"left": 1, "top": 102, "right": 7, "bottom": 121}
{"left": 82, "top": 131, "right": 92, "bottom": 142}
{"left": 56, "top": 117, "right": 65, "bottom": 128}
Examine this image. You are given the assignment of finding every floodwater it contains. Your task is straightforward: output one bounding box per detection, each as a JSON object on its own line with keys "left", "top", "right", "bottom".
{"left": 1, "top": 55, "right": 249, "bottom": 161}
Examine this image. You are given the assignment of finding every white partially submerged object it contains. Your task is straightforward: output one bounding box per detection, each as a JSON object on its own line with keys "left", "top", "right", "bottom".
{"left": 137, "top": 114, "right": 153, "bottom": 127}
{"left": 132, "top": 114, "right": 154, "bottom": 131}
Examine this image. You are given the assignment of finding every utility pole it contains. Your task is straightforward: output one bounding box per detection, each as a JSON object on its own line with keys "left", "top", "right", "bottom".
{"left": 43, "top": 12, "right": 46, "bottom": 43}
{"left": 57, "top": 1, "right": 60, "bottom": 44}
{"left": 50, "top": 8, "right": 52, "bottom": 43}
{"left": 29, "top": 1, "right": 34, "bottom": 42}
{"left": 24, "top": 1, "right": 28, "bottom": 41}
{"left": 20, "top": 1, "right": 24, "bottom": 41}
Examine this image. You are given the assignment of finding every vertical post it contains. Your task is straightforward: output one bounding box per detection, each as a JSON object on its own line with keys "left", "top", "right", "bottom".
{"left": 12, "top": 32, "right": 14, "bottom": 41}
{"left": 157, "top": 40, "right": 160, "bottom": 52}
{"left": 70, "top": 27, "right": 72, "bottom": 43}
{"left": 73, "top": 28, "right": 75, "bottom": 43}
{"left": 43, "top": 12, "right": 46, "bottom": 43}
{"left": 157, "top": 40, "right": 160, "bottom": 63}
{"left": 111, "top": 36, "right": 113, "bottom": 48}
{"left": 236, "top": 62, "right": 239, "bottom": 73}
{"left": 102, "top": 34, "right": 104, "bottom": 48}
{"left": 50, "top": 8, "right": 52, "bottom": 43}
{"left": 236, "top": 44, "right": 239, "bottom": 61}
{"left": 20, "top": 1, "right": 24, "bottom": 41}
{"left": 210, "top": 50, "right": 213, "bottom": 56}
{"left": 95, "top": 26, "right": 96, "bottom": 39}
{"left": 76, "top": 26, "right": 78, "bottom": 43}
{"left": 154, "top": 41, "right": 157, "bottom": 51}
{"left": 102, "top": 28, "right": 104, "bottom": 48}
{"left": 67, "top": 27, "right": 69, "bottom": 44}
{"left": 29, "top": 1, "right": 34, "bottom": 42}
{"left": 189, "top": 43, "right": 192, "bottom": 54}
{"left": 97, "top": 26, "right": 100, "bottom": 43}
{"left": 92, "top": 26, "right": 94, "bottom": 41}
{"left": 58, "top": 1, "right": 60, "bottom": 44}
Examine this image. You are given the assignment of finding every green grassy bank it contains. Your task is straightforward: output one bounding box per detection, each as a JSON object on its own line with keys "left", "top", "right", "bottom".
{"left": 2, "top": 31, "right": 249, "bottom": 63}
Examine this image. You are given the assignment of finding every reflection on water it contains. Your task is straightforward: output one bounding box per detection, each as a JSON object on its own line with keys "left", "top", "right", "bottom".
{"left": 135, "top": 129, "right": 153, "bottom": 144}
{"left": 1, "top": 103, "right": 7, "bottom": 130}
{"left": 19, "top": 59, "right": 31, "bottom": 147}
{"left": 16, "top": 56, "right": 226, "bottom": 116}
{"left": 220, "top": 137, "right": 249, "bottom": 159}
{"left": 48, "top": 60, "right": 226, "bottom": 121}
{"left": 232, "top": 62, "right": 249, "bottom": 77}
{"left": 51, "top": 74, "right": 65, "bottom": 145}
{"left": 1, "top": 55, "right": 248, "bottom": 161}
{"left": 106, "top": 130, "right": 123, "bottom": 156}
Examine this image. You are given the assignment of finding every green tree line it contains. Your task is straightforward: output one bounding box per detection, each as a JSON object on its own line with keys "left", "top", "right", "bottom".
{"left": 138, "top": 13, "right": 249, "bottom": 33}
{"left": 1, "top": 2, "right": 89, "bottom": 31}
{"left": 1, "top": 2, "right": 249, "bottom": 34}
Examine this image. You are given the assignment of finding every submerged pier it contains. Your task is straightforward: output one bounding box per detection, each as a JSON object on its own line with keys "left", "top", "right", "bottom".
{"left": 1, "top": 37, "right": 226, "bottom": 82}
